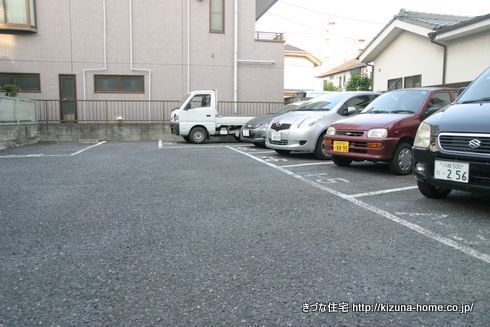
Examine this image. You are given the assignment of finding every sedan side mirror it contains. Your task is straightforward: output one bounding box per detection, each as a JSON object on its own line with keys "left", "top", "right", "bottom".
{"left": 344, "top": 106, "right": 358, "bottom": 116}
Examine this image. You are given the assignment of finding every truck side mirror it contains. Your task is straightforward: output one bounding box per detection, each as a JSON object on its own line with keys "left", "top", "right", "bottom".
{"left": 184, "top": 103, "right": 191, "bottom": 110}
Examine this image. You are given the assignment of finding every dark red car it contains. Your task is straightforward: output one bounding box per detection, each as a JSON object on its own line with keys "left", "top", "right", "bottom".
{"left": 324, "top": 88, "right": 458, "bottom": 174}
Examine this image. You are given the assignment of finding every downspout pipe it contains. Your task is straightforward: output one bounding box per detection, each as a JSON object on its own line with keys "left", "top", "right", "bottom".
{"left": 82, "top": 0, "right": 107, "bottom": 120}
{"left": 233, "top": 0, "right": 238, "bottom": 113}
{"left": 187, "top": 0, "right": 191, "bottom": 93}
{"left": 429, "top": 32, "right": 447, "bottom": 86}
{"left": 129, "top": 0, "right": 152, "bottom": 122}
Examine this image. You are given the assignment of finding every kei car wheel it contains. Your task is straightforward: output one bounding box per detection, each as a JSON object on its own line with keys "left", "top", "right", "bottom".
{"left": 389, "top": 142, "right": 413, "bottom": 175}
{"left": 189, "top": 127, "right": 208, "bottom": 144}
{"left": 275, "top": 149, "right": 291, "bottom": 155}
{"left": 417, "top": 180, "right": 451, "bottom": 199}
{"left": 332, "top": 155, "right": 352, "bottom": 167}
{"left": 314, "top": 132, "right": 330, "bottom": 160}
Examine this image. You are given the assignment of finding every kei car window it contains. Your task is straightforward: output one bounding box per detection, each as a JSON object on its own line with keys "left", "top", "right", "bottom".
{"left": 361, "top": 90, "right": 428, "bottom": 114}
{"left": 295, "top": 93, "right": 349, "bottom": 111}
{"left": 457, "top": 68, "right": 490, "bottom": 104}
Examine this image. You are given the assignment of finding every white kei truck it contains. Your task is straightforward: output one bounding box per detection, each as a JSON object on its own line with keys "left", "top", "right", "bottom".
{"left": 170, "top": 90, "right": 255, "bottom": 144}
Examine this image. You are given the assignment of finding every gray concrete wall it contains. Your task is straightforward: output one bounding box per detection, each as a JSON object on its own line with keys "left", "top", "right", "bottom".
{"left": 0, "top": 125, "right": 39, "bottom": 150}
{"left": 38, "top": 123, "right": 182, "bottom": 143}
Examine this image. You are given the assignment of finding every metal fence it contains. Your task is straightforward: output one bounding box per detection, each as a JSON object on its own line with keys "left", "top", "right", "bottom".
{"left": 36, "top": 100, "right": 285, "bottom": 123}
{"left": 0, "top": 96, "right": 37, "bottom": 125}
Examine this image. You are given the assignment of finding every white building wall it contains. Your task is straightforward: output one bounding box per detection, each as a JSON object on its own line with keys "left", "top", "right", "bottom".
{"left": 284, "top": 57, "right": 322, "bottom": 91}
{"left": 372, "top": 31, "right": 443, "bottom": 91}
{"left": 445, "top": 31, "right": 490, "bottom": 84}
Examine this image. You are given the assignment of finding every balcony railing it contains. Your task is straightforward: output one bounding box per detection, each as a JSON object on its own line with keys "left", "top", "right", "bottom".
{"left": 255, "top": 31, "right": 285, "bottom": 42}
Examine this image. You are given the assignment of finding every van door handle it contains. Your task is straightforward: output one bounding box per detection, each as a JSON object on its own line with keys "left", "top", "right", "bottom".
{"left": 206, "top": 115, "right": 211, "bottom": 117}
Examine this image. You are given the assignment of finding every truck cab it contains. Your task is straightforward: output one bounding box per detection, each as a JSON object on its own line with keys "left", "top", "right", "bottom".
{"left": 170, "top": 90, "right": 255, "bottom": 144}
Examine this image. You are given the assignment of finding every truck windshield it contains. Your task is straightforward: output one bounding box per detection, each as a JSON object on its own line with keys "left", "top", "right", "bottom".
{"left": 294, "top": 93, "right": 349, "bottom": 111}
{"left": 361, "top": 90, "right": 428, "bottom": 114}
{"left": 457, "top": 68, "right": 490, "bottom": 104}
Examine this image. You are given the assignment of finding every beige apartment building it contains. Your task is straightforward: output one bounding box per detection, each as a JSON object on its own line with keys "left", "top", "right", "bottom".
{"left": 0, "top": 0, "right": 283, "bottom": 121}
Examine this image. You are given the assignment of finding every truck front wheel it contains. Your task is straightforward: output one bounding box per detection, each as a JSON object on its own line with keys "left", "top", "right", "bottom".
{"left": 189, "top": 127, "right": 208, "bottom": 144}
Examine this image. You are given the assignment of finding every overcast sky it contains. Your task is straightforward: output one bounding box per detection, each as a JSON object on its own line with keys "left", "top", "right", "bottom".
{"left": 256, "top": 0, "right": 490, "bottom": 71}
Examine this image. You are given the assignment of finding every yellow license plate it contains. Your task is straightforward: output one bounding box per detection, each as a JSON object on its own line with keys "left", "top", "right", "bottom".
{"left": 333, "top": 141, "right": 349, "bottom": 153}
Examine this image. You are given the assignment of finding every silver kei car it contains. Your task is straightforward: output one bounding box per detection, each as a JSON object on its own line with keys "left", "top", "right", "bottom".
{"left": 265, "top": 92, "right": 380, "bottom": 159}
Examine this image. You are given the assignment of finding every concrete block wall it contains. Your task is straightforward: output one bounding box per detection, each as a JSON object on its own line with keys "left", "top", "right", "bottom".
{"left": 38, "top": 123, "right": 182, "bottom": 143}
{"left": 0, "top": 125, "right": 39, "bottom": 150}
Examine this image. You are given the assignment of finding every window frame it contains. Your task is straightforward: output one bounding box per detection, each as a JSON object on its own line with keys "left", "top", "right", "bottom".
{"left": 209, "top": 0, "right": 225, "bottom": 34}
{"left": 0, "top": 72, "right": 41, "bottom": 92}
{"left": 0, "top": 0, "right": 37, "bottom": 33}
{"left": 387, "top": 77, "right": 403, "bottom": 91}
{"left": 94, "top": 75, "right": 145, "bottom": 94}
{"left": 404, "top": 74, "right": 422, "bottom": 88}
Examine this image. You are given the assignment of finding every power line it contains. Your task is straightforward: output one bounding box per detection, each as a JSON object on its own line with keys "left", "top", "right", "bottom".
{"left": 279, "top": 1, "right": 384, "bottom": 25}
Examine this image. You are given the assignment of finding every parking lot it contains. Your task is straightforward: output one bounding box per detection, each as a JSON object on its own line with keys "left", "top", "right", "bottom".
{"left": 1, "top": 141, "right": 489, "bottom": 326}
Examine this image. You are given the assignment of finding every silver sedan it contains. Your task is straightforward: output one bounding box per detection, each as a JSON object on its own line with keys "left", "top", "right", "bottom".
{"left": 265, "top": 92, "right": 380, "bottom": 159}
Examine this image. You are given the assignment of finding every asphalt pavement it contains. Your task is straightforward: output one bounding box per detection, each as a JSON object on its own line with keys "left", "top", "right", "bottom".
{"left": 0, "top": 141, "right": 488, "bottom": 326}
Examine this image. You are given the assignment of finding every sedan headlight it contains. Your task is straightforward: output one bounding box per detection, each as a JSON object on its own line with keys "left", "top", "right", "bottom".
{"left": 326, "top": 127, "right": 336, "bottom": 136}
{"left": 367, "top": 128, "right": 388, "bottom": 138}
{"left": 297, "top": 117, "right": 320, "bottom": 128}
{"left": 414, "top": 123, "right": 431, "bottom": 148}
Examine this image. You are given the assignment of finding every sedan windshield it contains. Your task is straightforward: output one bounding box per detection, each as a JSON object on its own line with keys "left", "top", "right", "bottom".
{"left": 294, "top": 93, "right": 349, "bottom": 111}
{"left": 457, "top": 68, "right": 490, "bottom": 104}
{"left": 361, "top": 90, "right": 428, "bottom": 114}
{"left": 273, "top": 103, "right": 303, "bottom": 114}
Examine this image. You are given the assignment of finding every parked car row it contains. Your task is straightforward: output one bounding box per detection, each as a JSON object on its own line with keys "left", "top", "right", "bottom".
{"left": 240, "top": 67, "right": 490, "bottom": 198}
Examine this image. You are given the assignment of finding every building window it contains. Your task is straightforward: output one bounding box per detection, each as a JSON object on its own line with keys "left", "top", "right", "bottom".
{"left": 0, "top": 73, "right": 40, "bottom": 92}
{"left": 94, "top": 75, "right": 144, "bottom": 93}
{"left": 387, "top": 78, "right": 402, "bottom": 91}
{"left": 404, "top": 74, "right": 422, "bottom": 88}
{"left": 210, "top": 0, "right": 224, "bottom": 33}
{"left": 0, "top": 0, "right": 37, "bottom": 33}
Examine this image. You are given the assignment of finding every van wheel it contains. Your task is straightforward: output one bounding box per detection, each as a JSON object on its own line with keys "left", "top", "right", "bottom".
{"left": 275, "top": 149, "right": 291, "bottom": 155}
{"left": 189, "top": 127, "right": 207, "bottom": 144}
{"left": 389, "top": 142, "right": 413, "bottom": 175}
{"left": 417, "top": 180, "right": 451, "bottom": 199}
{"left": 314, "top": 132, "right": 330, "bottom": 160}
{"left": 332, "top": 155, "right": 352, "bottom": 167}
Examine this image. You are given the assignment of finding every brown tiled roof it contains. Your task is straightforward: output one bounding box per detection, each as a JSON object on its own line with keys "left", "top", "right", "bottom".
{"left": 317, "top": 59, "right": 366, "bottom": 78}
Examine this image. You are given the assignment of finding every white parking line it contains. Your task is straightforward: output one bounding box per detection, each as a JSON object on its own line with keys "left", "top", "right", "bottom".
{"left": 280, "top": 162, "right": 334, "bottom": 168}
{"left": 71, "top": 141, "right": 107, "bottom": 156}
{"left": 0, "top": 141, "right": 107, "bottom": 159}
{"left": 227, "top": 146, "right": 490, "bottom": 264}
{"left": 351, "top": 186, "right": 418, "bottom": 198}
{"left": 0, "top": 154, "right": 69, "bottom": 159}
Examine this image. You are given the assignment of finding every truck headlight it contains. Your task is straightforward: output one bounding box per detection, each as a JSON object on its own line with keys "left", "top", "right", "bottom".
{"left": 298, "top": 117, "right": 320, "bottom": 128}
{"left": 326, "top": 127, "right": 336, "bottom": 136}
{"left": 367, "top": 128, "right": 388, "bottom": 138}
{"left": 414, "top": 123, "right": 431, "bottom": 148}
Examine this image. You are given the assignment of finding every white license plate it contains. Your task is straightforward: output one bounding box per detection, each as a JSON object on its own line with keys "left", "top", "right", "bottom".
{"left": 242, "top": 129, "right": 250, "bottom": 137}
{"left": 434, "top": 160, "right": 469, "bottom": 183}
{"left": 271, "top": 131, "right": 281, "bottom": 141}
